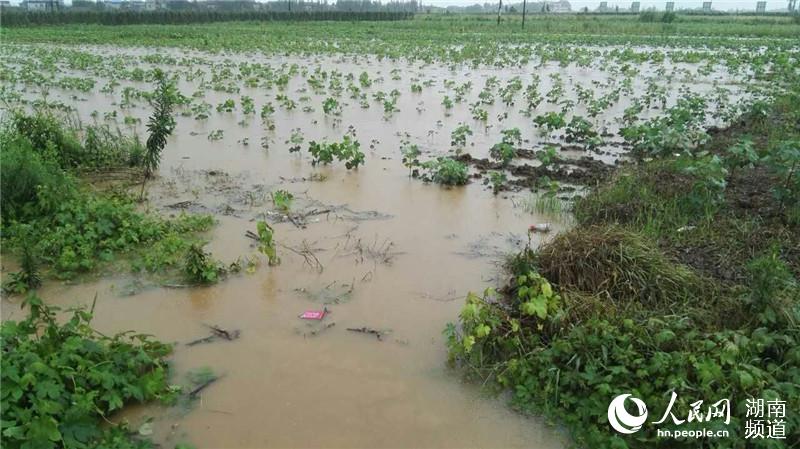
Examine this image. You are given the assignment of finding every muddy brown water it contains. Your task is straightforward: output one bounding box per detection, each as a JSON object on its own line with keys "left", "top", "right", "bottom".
{"left": 0, "top": 44, "right": 755, "bottom": 448}
{"left": 1, "top": 174, "right": 570, "bottom": 448}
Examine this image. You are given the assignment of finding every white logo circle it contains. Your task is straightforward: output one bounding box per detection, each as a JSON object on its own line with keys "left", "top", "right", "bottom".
{"left": 608, "top": 394, "right": 648, "bottom": 434}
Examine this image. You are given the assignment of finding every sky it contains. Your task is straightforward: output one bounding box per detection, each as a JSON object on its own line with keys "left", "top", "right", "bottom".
{"left": 427, "top": 0, "right": 780, "bottom": 9}
{"left": 10, "top": 0, "right": 784, "bottom": 11}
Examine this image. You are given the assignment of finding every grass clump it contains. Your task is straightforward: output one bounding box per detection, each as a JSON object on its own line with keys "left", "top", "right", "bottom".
{"left": 1, "top": 295, "right": 176, "bottom": 449}
{"left": 537, "top": 226, "right": 709, "bottom": 309}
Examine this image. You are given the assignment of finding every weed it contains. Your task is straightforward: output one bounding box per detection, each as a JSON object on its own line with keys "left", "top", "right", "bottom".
{"left": 141, "top": 69, "right": 177, "bottom": 197}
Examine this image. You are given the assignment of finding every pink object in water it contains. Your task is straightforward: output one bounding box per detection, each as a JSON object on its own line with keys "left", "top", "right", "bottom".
{"left": 299, "top": 310, "right": 326, "bottom": 320}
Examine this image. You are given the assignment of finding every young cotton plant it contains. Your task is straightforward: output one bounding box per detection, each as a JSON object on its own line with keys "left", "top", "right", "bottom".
{"left": 768, "top": 139, "right": 800, "bottom": 213}
{"left": 490, "top": 128, "right": 522, "bottom": 166}
{"left": 308, "top": 135, "right": 365, "bottom": 169}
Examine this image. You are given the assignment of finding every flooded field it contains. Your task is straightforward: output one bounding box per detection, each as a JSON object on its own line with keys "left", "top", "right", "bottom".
{"left": 0, "top": 35, "right": 782, "bottom": 449}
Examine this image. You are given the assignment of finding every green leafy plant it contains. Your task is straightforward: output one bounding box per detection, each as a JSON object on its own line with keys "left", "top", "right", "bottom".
{"left": 256, "top": 221, "right": 280, "bottom": 266}
{"left": 536, "top": 145, "right": 559, "bottom": 168}
{"left": 240, "top": 95, "right": 255, "bottom": 115}
{"left": 322, "top": 97, "right": 341, "bottom": 115}
{"left": 1, "top": 294, "right": 175, "bottom": 449}
{"left": 184, "top": 243, "right": 222, "bottom": 284}
{"left": 207, "top": 129, "right": 224, "bottom": 141}
{"left": 2, "top": 226, "right": 41, "bottom": 294}
{"left": 271, "top": 189, "right": 293, "bottom": 212}
{"left": 768, "top": 140, "right": 800, "bottom": 212}
{"left": 486, "top": 171, "right": 507, "bottom": 195}
{"left": 675, "top": 153, "right": 729, "bottom": 215}
{"left": 308, "top": 135, "right": 364, "bottom": 169}
{"left": 450, "top": 124, "right": 472, "bottom": 148}
{"left": 421, "top": 157, "right": 469, "bottom": 186}
{"left": 400, "top": 141, "right": 421, "bottom": 176}
{"left": 533, "top": 111, "right": 566, "bottom": 134}
{"left": 141, "top": 69, "right": 176, "bottom": 198}
{"left": 216, "top": 98, "right": 235, "bottom": 113}
{"left": 724, "top": 139, "right": 760, "bottom": 176}
{"left": 490, "top": 143, "right": 516, "bottom": 166}
{"left": 565, "top": 115, "right": 598, "bottom": 145}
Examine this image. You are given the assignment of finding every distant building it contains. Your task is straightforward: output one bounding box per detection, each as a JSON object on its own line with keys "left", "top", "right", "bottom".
{"left": 702, "top": 1, "right": 712, "bottom": 11}
{"left": 756, "top": 1, "right": 766, "bottom": 12}
{"left": 104, "top": 0, "right": 171, "bottom": 9}
{"left": 200, "top": 0, "right": 257, "bottom": 10}
{"left": 537, "top": 1, "right": 571, "bottom": 12}
{"left": 597, "top": 1, "right": 608, "bottom": 12}
{"left": 23, "top": 0, "right": 64, "bottom": 11}
{"left": 665, "top": 1, "right": 674, "bottom": 11}
{"left": 630, "top": 1, "right": 640, "bottom": 12}
{"left": 103, "top": 0, "right": 124, "bottom": 9}
{"left": 547, "top": 0, "right": 570, "bottom": 12}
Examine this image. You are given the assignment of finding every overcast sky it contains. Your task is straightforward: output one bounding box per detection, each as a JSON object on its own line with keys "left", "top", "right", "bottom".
{"left": 428, "top": 0, "right": 780, "bottom": 9}
{"left": 11, "top": 0, "right": 784, "bottom": 11}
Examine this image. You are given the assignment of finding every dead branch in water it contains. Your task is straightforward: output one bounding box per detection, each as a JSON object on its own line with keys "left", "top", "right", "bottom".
{"left": 186, "top": 335, "right": 216, "bottom": 346}
{"left": 245, "top": 230, "right": 324, "bottom": 272}
{"left": 279, "top": 241, "right": 324, "bottom": 273}
{"left": 347, "top": 327, "right": 385, "bottom": 341}
{"left": 189, "top": 375, "right": 222, "bottom": 398}
{"left": 205, "top": 324, "right": 241, "bottom": 341}
{"left": 334, "top": 234, "right": 403, "bottom": 266}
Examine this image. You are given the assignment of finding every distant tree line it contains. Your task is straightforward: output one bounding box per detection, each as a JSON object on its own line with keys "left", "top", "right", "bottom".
{"left": 0, "top": 9, "right": 415, "bottom": 27}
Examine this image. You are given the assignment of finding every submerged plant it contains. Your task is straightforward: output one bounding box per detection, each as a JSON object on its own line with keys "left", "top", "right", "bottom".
{"left": 256, "top": 221, "right": 280, "bottom": 266}
{"left": 450, "top": 124, "right": 472, "bottom": 149}
{"left": 184, "top": 243, "right": 222, "bottom": 284}
{"left": 486, "top": 171, "right": 507, "bottom": 195}
{"left": 421, "top": 157, "right": 469, "bottom": 186}
{"left": 271, "top": 189, "right": 294, "bottom": 212}
{"left": 308, "top": 135, "right": 364, "bottom": 169}
{"left": 401, "top": 141, "right": 421, "bottom": 176}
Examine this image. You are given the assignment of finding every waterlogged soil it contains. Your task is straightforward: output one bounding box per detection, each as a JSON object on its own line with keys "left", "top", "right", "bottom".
{"left": 0, "top": 43, "right": 758, "bottom": 448}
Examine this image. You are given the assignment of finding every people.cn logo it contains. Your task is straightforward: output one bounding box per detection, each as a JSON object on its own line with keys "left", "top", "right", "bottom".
{"left": 608, "top": 394, "right": 648, "bottom": 434}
